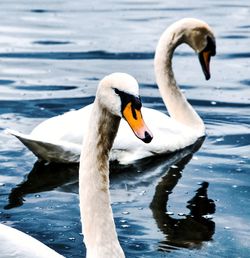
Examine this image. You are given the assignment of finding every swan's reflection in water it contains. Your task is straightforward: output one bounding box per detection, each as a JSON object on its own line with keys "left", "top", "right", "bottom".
{"left": 4, "top": 162, "right": 79, "bottom": 209}
{"left": 150, "top": 154, "right": 215, "bottom": 251}
{"left": 4, "top": 137, "right": 215, "bottom": 252}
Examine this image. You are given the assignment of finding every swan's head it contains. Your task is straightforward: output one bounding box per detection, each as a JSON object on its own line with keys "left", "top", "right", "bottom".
{"left": 96, "top": 73, "right": 153, "bottom": 143}
{"left": 180, "top": 18, "right": 216, "bottom": 80}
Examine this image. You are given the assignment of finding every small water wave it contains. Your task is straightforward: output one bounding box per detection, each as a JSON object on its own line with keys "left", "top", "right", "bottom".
{"left": 33, "top": 40, "right": 72, "bottom": 45}
{"left": 0, "top": 97, "right": 94, "bottom": 117}
{"left": 30, "top": 9, "right": 58, "bottom": 13}
{"left": 14, "top": 85, "right": 77, "bottom": 91}
{"left": 0, "top": 51, "right": 154, "bottom": 60}
{"left": 208, "top": 132, "right": 250, "bottom": 147}
{"left": 214, "top": 4, "right": 250, "bottom": 8}
{"left": 205, "top": 112, "right": 249, "bottom": 125}
{"left": 191, "top": 99, "right": 250, "bottom": 108}
{"left": 238, "top": 25, "right": 250, "bottom": 29}
{"left": 0, "top": 51, "right": 193, "bottom": 60}
{"left": 220, "top": 52, "right": 250, "bottom": 59}
{"left": 0, "top": 79, "right": 15, "bottom": 85}
{"left": 221, "top": 35, "right": 248, "bottom": 39}
{"left": 239, "top": 79, "right": 250, "bottom": 86}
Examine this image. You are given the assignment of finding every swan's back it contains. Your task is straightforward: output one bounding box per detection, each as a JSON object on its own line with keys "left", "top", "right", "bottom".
{"left": 0, "top": 224, "right": 63, "bottom": 258}
{"left": 112, "top": 106, "right": 201, "bottom": 164}
{"left": 30, "top": 105, "right": 93, "bottom": 144}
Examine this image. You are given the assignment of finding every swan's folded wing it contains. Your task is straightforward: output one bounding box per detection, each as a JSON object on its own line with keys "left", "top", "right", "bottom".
{"left": 5, "top": 129, "right": 81, "bottom": 163}
{"left": 113, "top": 107, "right": 203, "bottom": 164}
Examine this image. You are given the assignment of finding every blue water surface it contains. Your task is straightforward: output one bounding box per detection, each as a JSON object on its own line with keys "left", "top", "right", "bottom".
{"left": 0, "top": 0, "right": 249, "bottom": 257}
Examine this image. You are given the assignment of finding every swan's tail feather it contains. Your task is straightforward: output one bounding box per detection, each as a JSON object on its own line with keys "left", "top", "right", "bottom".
{"left": 6, "top": 129, "right": 81, "bottom": 163}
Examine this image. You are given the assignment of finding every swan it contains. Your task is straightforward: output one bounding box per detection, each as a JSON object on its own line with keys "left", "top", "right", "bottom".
{"left": 7, "top": 18, "right": 216, "bottom": 165}
{"left": 0, "top": 73, "right": 153, "bottom": 257}
{"left": 78, "top": 72, "right": 152, "bottom": 257}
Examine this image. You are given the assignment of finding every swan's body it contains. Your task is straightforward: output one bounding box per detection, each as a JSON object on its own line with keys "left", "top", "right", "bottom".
{"left": 0, "top": 223, "right": 63, "bottom": 258}
{"left": 8, "top": 18, "right": 216, "bottom": 165}
{"left": 0, "top": 73, "right": 152, "bottom": 257}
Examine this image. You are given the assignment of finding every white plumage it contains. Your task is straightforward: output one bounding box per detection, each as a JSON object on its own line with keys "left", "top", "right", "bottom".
{"left": 0, "top": 223, "right": 63, "bottom": 258}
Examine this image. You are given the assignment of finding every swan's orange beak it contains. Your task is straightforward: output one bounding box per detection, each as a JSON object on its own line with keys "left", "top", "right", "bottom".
{"left": 122, "top": 102, "right": 153, "bottom": 143}
{"left": 199, "top": 50, "right": 212, "bottom": 80}
{"left": 198, "top": 36, "right": 216, "bottom": 81}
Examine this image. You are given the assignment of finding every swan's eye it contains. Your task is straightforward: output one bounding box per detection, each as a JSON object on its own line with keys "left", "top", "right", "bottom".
{"left": 114, "top": 88, "right": 119, "bottom": 95}
{"left": 132, "top": 97, "right": 142, "bottom": 110}
{"left": 203, "top": 36, "right": 216, "bottom": 56}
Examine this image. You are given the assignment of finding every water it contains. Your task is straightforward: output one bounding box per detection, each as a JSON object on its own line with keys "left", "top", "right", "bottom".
{"left": 0, "top": 0, "right": 249, "bottom": 257}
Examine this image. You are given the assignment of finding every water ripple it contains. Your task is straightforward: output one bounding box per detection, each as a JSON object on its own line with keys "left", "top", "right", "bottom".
{"left": 190, "top": 99, "right": 250, "bottom": 108}
{"left": 0, "top": 51, "right": 154, "bottom": 60}
{"left": 33, "top": 40, "right": 72, "bottom": 45}
{"left": 239, "top": 79, "right": 250, "bottom": 86}
{"left": 221, "top": 35, "right": 248, "bottom": 39}
{"left": 0, "top": 97, "right": 94, "bottom": 118}
{"left": 0, "top": 51, "right": 193, "bottom": 60}
{"left": 30, "top": 9, "right": 58, "bottom": 13}
{"left": 0, "top": 79, "right": 15, "bottom": 85}
{"left": 15, "top": 85, "right": 77, "bottom": 91}
{"left": 220, "top": 52, "right": 250, "bottom": 59}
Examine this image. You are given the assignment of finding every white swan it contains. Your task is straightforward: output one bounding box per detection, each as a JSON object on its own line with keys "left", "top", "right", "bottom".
{"left": 79, "top": 72, "right": 152, "bottom": 257}
{"left": 0, "top": 73, "right": 153, "bottom": 257}
{"left": 7, "top": 18, "right": 216, "bottom": 165}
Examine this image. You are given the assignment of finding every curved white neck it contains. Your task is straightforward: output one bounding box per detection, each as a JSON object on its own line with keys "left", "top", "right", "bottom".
{"left": 79, "top": 101, "right": 124, "bottom": 258}
{"left": 154, "top": 22, "right": 205, "bottom": 134}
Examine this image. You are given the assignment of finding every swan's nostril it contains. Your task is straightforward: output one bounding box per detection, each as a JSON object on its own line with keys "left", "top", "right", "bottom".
{"left": 143, "top": 131, "right": 153, "bottom": 143}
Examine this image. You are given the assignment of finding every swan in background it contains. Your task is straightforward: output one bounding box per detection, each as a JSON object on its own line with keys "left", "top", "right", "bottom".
{"left": 7, "top": 18, "right": 216, "bottom": 164}
{"left": 0, "top": 73, "right": 153, "bottom": 257}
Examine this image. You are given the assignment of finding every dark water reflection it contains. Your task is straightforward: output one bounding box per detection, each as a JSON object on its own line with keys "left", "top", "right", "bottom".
{"left": 4, "top": 139, "right": 216, "bottom": 256}
{"left": 0, "top": 0, "right": 249, "bottom": 257}
{"left": 151, "top": 166, "right": 215, "bottom": 251}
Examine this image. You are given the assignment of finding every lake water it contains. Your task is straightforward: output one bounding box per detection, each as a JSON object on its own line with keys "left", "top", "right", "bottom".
{"left": 0, "top": 0, "right": 249, "bottom": 257}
